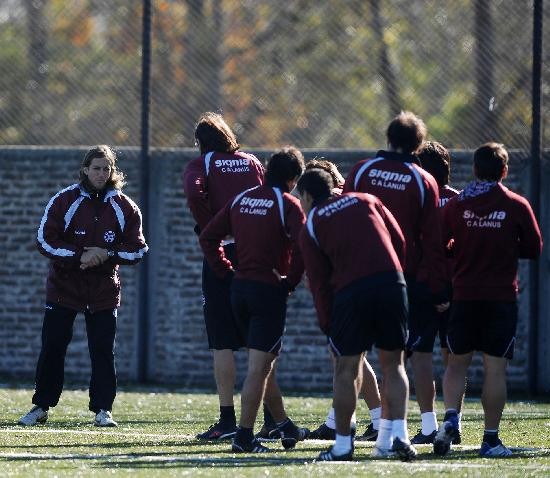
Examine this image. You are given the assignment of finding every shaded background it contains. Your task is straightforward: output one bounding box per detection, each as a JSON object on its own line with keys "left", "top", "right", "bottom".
{"left": 1, "top": 0, "right": 547, "bottom": 150}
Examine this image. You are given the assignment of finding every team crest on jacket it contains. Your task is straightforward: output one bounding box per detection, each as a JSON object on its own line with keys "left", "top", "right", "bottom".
{"left": 104, "top": 230, "right": 116, "bottom": 243}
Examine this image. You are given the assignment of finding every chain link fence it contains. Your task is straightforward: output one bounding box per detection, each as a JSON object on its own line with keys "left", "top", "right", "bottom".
{"left": 0, "top": 0, "right": 547, "bottom": 150}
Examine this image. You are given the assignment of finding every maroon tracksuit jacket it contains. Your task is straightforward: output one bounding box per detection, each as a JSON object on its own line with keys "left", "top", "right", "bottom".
{"left": 183, "top": 151, "right": 265, "bottom": 232}
{"left": 199, "top": 185, "right": 306, "bottom": 289}
{"left": 37, "top": 184, "right": 148, "bottom": 312}
{"left": 343, "top": 150, "right": 446, "bottom": 296}
{"left": 442, "top": 183, "right": 542, "bottom": 301}
{"left": 300, "top": 192, "right": 406, "bottom": 333}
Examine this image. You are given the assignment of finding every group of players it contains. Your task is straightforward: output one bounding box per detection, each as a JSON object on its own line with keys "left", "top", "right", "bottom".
{"left": 184, "top": 111, "right": 542, "bottom": 461}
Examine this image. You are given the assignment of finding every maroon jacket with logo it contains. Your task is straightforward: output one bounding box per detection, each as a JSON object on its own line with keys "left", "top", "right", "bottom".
{"left": 37, "top": 184, "right": 148, "bottom": 312}
{"left": 442, "top": 183, "right": 542, "bottom": 301}
{"left": 299, "top": 192, "right": 406, "bottom": 333}
{"left": 343, "top": 150, "right": 446, "bottom": 295}
{"left": 199, "top": 185, "right": 305, "bottom": 289}
{"left": 183, "top": 151, "right": 265, "bottom": 232}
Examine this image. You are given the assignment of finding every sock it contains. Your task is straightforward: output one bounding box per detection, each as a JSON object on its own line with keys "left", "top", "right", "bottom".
{"left": 458, "top": 412, "right": 463, "bottom": 432}
{"left": 235, "top": 426, "right": 254, "bottom": 443}
{"left": 263, "top": 404, "right": 276, "bottom": 428}
{"left": 350, "top": 411, "right": 357, "bottom": 428}
{"left": 220, "top": 406, "right": 236, "bottom": 426}
{"left": 332, "top": 433, "right": 353, "bottom": 455}
{"left": 483, "top": 429, "right": 500, "bottom": 447}
{"left": 421, "top": 411, "right": 438, "bottom": 435}
{"left": 375, "top": 418, "right": 393, "bottom": 450}
{"left": 443, "top": 408, "right": 458, "bottom": 428}
{"left": 325, "top": 407, "right": 336, "bottom": 430}
{"left": 391, "top": 419, "right": 409, "bottom": 443}
{"left": 369, "top": 407, "right": 381, "bottom": 430}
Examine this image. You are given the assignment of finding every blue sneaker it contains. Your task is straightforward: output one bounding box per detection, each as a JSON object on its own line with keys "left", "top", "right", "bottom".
{"left": 433, "top": 420, "right": 459, "bottom": 456}
{"left": 479, "top": 440, "right": 512, "bottom": 458}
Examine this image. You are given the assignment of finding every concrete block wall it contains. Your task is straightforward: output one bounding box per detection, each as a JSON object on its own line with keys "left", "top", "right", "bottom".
{"left": 0, "top": 147, "right": 540, "bottom": 393}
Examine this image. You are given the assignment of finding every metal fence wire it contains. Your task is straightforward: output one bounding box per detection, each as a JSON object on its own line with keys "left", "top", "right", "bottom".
{"left": 0, "top": 0, "right": 547, "bottom": 150}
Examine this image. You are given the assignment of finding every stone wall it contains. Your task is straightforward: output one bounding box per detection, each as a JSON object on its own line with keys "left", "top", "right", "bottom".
{"left": 0, "top": 146, "right": 543, "bottom": 393}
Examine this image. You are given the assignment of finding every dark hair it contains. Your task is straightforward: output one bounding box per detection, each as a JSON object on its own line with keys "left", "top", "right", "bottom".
{"left": 305, "top": 158, "right": 345, "bottom": 187}
{"left": 265, "top": 146, "right": 305, "bottom": 190}
{"left": 473, "top": 142, "right": 508, "bottom": 181}
{"left": 386, "top": 111, "right": 427, "bottom": 154}
{"left": 194, "top": 112, "right": 239, "bottom": 154}
{"left": 79, "top": 145, "right": 125, "bottom": 190}
{"left": 417, "top": 141, "right": 451, "bottom": 187}
{"left": 297, "top": 169, "right": 334, "bottom": 203}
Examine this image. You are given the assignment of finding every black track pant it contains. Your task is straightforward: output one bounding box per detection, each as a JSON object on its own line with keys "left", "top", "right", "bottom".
{"left": 32, "top": 303, "right": 117, "bottom": 413}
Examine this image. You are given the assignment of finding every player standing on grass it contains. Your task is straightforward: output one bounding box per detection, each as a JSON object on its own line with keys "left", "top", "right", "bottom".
{"left": 183, "top": 112, "right": 264, "bottom": 440}
{"left": 297, "top": 169, "right": 416, "bottom": 461}
{"left": 18, "top": 145, "right": 148, "bottom": 427}
{"left": 199, "top": 146, "right": 308, "bottom": 453}
{"left": 343, "top": 112, "right": 448, "bottom": 452}
{"left": 434, "top": 143, "right": 542, "bottom": 458}
{"left": 304, "top": 159, "right": 382, "bottom": 443}
{"left": 407, "top": 141, "right": 463, "bottom": 445}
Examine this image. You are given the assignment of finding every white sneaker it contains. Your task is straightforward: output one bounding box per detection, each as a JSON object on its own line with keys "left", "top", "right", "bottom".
{"left": 94, "top": 409, "right": 117, "bottom": 427}
{"left": 18, "top": 406, "right": 48, "bottom": 426}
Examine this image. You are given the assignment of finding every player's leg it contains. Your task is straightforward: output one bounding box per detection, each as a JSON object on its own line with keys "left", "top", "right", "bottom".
{"left": 19, "top": 303, "right": 77, "bottom": 426}
{"left": 85, "top": 307, "right": 117, "bottom": 426}
{"left": 198, "top": 250, "right": 240, "bottom": 440}
{"left": 356, "top": 355, "right": 381, "bottom": 441}
{"left": 478, "top": 301, "right": 517, "bottom": 457}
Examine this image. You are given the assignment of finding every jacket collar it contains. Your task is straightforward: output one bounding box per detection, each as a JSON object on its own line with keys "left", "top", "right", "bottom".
{"left": 376, "top": 149, "right": 421, "bottom": 166}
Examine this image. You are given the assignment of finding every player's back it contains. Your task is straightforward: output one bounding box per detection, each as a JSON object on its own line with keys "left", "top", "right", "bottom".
{"left": 344, "top": 150, "right": 441, "bottom": 282}
{"left": 304, "top": 192, "right": 405, "bottom": 293}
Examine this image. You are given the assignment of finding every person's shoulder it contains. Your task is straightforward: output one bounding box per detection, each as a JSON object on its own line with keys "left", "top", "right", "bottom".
{"left": 183, "top": 154, "right": 205, "bottom": 173}
{"left": 282, "top": 190, "right": 302, "bottom": 209}
{"left": 51, "top": 183, "right": 81, "bottom": 203}
{"left": 112, "top": 190, "right": 141, "bottom": 212}
{"left": 498, "top": 184, "right": 533, "bottom": 212}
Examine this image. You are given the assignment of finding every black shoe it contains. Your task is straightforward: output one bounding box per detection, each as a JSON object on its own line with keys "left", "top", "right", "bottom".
{"left": 317, "top": 445, "right": 354, "bottom": 462}
{"left": 232, "top": 437, "right": 271, "bottom": 453}
{"left": 433, "top": 420, "right": 459, "bottom": 456}
{"left": 452, "top": 429, "right": 462, "bottom": 445}
{"left": 278, "top": 419, "right": 310, "bottom": 450}
{"left": 392, "top": 437, "right": 417, "bottom": 462}
{"left": 196, "top": 421, "right": 237, "bottom": 440}
{"left": 357, "top": 422, "right": 378, "bottom": 441}
{"left": 411, "top": 429, "right": 437, "bottom": 444}
{"left": 255, "top": 424, "right": 281, "bottom": 441}
{"left": 308, "top": 423, "right": 336, "bottom": 440}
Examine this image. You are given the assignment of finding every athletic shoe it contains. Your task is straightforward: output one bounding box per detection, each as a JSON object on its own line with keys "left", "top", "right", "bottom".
{"left": 255, "top": 424, "right": 281, "bottom": 441}
{"left": 479, "top": 440, "right": 513, "bottom": 458}
{"left": 278, "top": 419, "right": 310, "bottom": 449}
{"left": 411, "top": 429, "right": 437, "bottom": 444}
{"left": 371, "top": 445, "right": 396, "bottom": 458}
{"left": 308, "top": 423, "right": 335, "bottom": 440}
{"left": 392, "top": 437, "right": 417, "bottom": 461}
{"left": 433, "top": 420, "right": 459, "bottom": 456}
{"left": 316, "top": 445, "right": 354, "bottom": 462}
{"left": 18, "top": 406, "right": 48, "bottom": 426}
{"left": 196, "top": 421, "right": 237, "bottom": 440}
{"left": 356, "top": 422, "right": 378, "bottom": 441}
{"left": 94, "top": 409, "right": 117, "bottom": 427}
{"left": 452, "top": 429, "right": 462, "bottom": 445}
{"left": 232, "top": 437, "right": 271, "bottom": 453}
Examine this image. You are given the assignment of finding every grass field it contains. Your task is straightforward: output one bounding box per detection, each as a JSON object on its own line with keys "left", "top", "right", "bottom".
{"left": 1, "top": 385, "right": 549, "bottom": 477}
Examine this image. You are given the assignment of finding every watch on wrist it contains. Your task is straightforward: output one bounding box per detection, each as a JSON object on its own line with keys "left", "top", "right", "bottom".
{"left": 107, "top": 249, "right": 115, "bottom": 258}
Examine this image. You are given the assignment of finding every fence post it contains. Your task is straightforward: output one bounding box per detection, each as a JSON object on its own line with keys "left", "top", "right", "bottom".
{"left": 137, "top": 0, "right": 152, "bottom": 383}
{"left": 528, "top": 0, "right": 543, "bottom": 395}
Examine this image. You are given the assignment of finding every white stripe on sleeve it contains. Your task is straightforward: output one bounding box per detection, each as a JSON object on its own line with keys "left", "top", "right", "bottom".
{"left": 353, "top": 157, "right": 384, "bottom": 190}
{"left": 306, "top": 207, "right": 319, "bottom": 246}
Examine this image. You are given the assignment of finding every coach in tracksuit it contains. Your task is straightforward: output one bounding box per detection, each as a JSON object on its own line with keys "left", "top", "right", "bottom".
{"left": 199, "top": 146, "right": 307, "bottom": 453}
{"left": 434, "top": 143, "right": 542, "bottom": 458}
{"left": 183, "top": 112, "right": 265, "bottom": 440}
{"left": 18, "top": 145, "right": 148, "bottom": 428}
{"left": 343, "top": 112, "right": 448, "bottom": 443}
